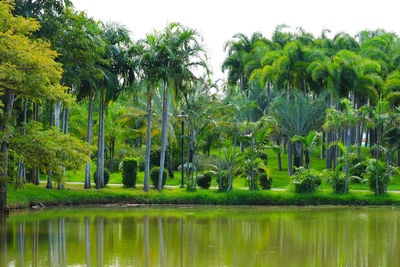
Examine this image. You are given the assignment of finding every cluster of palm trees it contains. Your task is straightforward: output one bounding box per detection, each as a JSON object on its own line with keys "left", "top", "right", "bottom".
{"left": 221, "top": 25, "right": 400, "bottom": 194}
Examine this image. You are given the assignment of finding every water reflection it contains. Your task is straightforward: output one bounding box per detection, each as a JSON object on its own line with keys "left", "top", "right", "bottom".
{"left": 0, "top": 206, "right": 400, "bottom": 266}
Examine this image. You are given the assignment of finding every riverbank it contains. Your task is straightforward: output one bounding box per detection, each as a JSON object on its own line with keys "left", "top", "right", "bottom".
{"left": 6, "top": 184, "right": 400, "bottom": 210}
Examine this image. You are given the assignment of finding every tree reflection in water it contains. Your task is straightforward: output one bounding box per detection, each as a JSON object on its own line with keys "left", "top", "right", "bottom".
{"left": 0, "top": 206, "right": 400, "bottom": 266}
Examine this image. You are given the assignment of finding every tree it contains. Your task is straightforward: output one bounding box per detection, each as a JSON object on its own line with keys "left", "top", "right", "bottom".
{"left": 137, "top": 30, "right": 165, "bottom": 192}
{"left": 94, "top": 22, "right": 134, "bottom": 189}
{"left": 0, "top": 1, "right": 87, "bottom": 213}
{"left": 157, "top": 23, "right": 207, "bottom": 191}
{"left": 270, "top": 91, "right": 327, "bottom": 175}
{"left": 222, "top": 32, "right": 264, "bottom": 91}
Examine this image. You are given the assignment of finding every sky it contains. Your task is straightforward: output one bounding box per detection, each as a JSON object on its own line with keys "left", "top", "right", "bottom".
{"left": 73, "top": 0, "right": 400, "bottom": 80}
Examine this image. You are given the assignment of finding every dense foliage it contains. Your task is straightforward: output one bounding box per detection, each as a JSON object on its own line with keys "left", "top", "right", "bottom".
{"left": 3, "top": 0, "right": 400, "bottom": 212}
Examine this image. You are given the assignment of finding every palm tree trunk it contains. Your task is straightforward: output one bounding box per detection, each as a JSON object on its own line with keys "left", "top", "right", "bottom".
{"left": 277, "top": 140, "right": 282, "bottom": 171}
{"left": 251, "top": 136, "right": 255, "bottom": 190}
{"left": 345, "top": 126, "right": 351, "bottom": 193}
{"left": 320, "top": 131, "right": 325, "bottom": 159}
{"left": 158, "top": 81, "right": 168, "bottom": 191}
{"left": 46, "top": 101, "right": 54, "bottom": 189}
{"left": 356, "top": 123, "right": 361, "bottom": 157}
{"left": 18, "top": 99, "right": 28, "bottom": 184}
{"left": 375, "top": 128, "right": 381, "bottom": 195}
{"left": 54, "top": 102, "right": 64, "bottom": 189}
{"left": 144, "top": 84, "right": 152, "bottom": 192}
{"left": 194, "top": 149, "right": 199, "bottom": 191}
{"left": 0, "top": 91, "right": 14, "bottom": 213}
{"left": 32, "top": 102, "right": 40, "bottom": 185}
{"left": 84, "top": 96, "right": 93, "bottom": 189}
{"left": 287, "top": 138, "right": 293, "bottom": 176}
{"left": 100, "top": 94, "right": 105, "bottom": 188}
{"left": 228, "top": 116, "right": 238, "bottom": 191}
{"left": 218, "top": 133, "right": 222, "bottom": 190}
{"left": 293, "top": 141, "right": 303, "bottom": 170}
{"left": 96, "top": 93, "right": 105, "bottom": 189}
{"left": 326, "top": 131, "right": 332, "bottom": 169}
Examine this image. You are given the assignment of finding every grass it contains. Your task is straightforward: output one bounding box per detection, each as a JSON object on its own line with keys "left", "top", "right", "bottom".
{"left": 7, "top": 184, "right": 400, "bottom": 211}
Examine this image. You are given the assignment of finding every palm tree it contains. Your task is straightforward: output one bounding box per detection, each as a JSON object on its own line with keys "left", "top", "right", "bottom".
{"left": 157, "top": 23, "right": 207, "bottom": 191}
{"left": 94, "top": 22, "right": 134, "bottom": 189}
{"left": 137, "top": 30, "right": 165, "bottom": 192}
{"left": 270, "top": 91, "right": 327, "bottom": 175}
{"left": 222, "top": 32, "right": 264, "bottom": 91}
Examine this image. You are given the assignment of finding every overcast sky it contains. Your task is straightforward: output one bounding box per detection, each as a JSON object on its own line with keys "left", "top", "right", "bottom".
{"left": 73, "top": 0, "right": 400, "bottom": 80}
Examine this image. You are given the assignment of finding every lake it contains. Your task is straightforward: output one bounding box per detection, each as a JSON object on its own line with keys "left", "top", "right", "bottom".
{"left": 1, "top": 205, "right": 399, "bottom": 266}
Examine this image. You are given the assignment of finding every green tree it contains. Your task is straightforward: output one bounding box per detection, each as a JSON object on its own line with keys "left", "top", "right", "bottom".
{"left": 0, "top": 1, "right": 87, "bottom": 213}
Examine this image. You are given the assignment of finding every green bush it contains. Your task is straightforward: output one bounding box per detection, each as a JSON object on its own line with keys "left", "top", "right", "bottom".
{"left": 365, "top": 159, "right": 392, "bottom": 195}
{"left": 332, "top": 177, "right": 346, "bottom": 193}
{"left": 150, "top": 146, "right": 169, "bottom": 167}
{"left": 105, "top": 158, "right": 121, "bottom": 173}
{"left": 197, "top": 172, "right": 212, "bottom": 189}
{"left": 93, "top": 168, "right": 110, "bottom": 186}
{"left": 150, "top": 167, "right": 168, "bottom": 189}
{"left": 217, "top": 170, "right": 230, "bottom": 192}
{"left": 122, "top": 158, "right": 138, "bottom": 188}
{"left": 349, "top": 155, "right": 367, "bottom": 183}
{"left": 291, "top": 167, "right": 321, "bottom": 193}
{"left": 258, "top": 173, "right": 272, "bottom": 190}
{"left": 325, "top": 168, "right": 347, "bottom": 194}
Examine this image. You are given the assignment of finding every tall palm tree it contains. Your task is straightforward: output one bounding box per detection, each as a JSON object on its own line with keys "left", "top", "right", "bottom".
{"left": 157, "top": 23, "right": 207, "bottom": 191}
{"left": 94, "top": 22, "right": 134, "bottom": 189}
{"left": 137, "top": 30, "right": 165, "bottom": 192}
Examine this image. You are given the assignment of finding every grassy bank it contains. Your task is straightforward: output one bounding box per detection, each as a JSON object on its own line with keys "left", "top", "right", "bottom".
{"left": 7, "top": 184, "right": 400, "bottom": 210}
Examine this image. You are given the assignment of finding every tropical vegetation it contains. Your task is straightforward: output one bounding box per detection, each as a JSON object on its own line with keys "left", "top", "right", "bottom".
{"left": 2, "top": 0, "right": 400, "bottom": 213}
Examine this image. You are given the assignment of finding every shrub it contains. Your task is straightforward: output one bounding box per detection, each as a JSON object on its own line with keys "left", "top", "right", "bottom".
{"left": 150, "top": 167, "right": 168, "bottom": 189}
{"left": 122, "top": 158, "right": 138, "bottom": 188}
{"left": 217, "top": 170, "right": 230, "bottom": 192}
{"left": 258, "top": 173, "right": 272, "bottom": 190}
{"left": 324, "top": 168, "right": 347, "bottom": 194}
{"left": 349, "top": 155, "right": 367, "bottom": 183}
{"left": 197, "top": 172, "right": 212, "bottom": 189}
{"left": 93, "top": 168, "right": 110, "bottom": 186}
{"left": 365, "top": 159, "right": 393, "bottom": 195}
{"left": 105, "top": 158, "right": 121, "bottom": 173}
{"left": 291, "top": 167, "right": 321, "bottom": 193}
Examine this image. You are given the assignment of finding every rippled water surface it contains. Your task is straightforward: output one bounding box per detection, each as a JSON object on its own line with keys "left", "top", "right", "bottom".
{"left": 1, "top": 205, "right": 400, "bottom": 266}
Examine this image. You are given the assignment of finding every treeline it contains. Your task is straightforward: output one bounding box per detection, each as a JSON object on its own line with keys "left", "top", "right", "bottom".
{"left": 2, "top": 0, "right": 400, "bottom": 213}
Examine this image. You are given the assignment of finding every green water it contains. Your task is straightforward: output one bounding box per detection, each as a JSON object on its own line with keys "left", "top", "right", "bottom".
{"left": 1, "top": 205, "right": 400, "bottom": 266}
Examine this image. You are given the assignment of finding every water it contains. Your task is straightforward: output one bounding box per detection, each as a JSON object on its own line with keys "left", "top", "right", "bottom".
{"left": 1, "top": 205, "right": 400, "bottom": 267}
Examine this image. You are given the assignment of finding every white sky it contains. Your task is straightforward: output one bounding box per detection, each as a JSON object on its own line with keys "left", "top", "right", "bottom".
{"left": 73, "top": 0, "right": 400, "bottom": 81}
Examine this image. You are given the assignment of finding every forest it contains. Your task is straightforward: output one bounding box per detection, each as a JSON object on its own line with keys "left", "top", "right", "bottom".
{"left": 2, "top": 0, "right": 400, "bottom": 213}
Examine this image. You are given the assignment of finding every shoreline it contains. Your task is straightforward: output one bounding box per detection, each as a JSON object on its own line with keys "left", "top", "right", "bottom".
{"left": 6, "top": 184, "right": 400, "bottom": 212}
